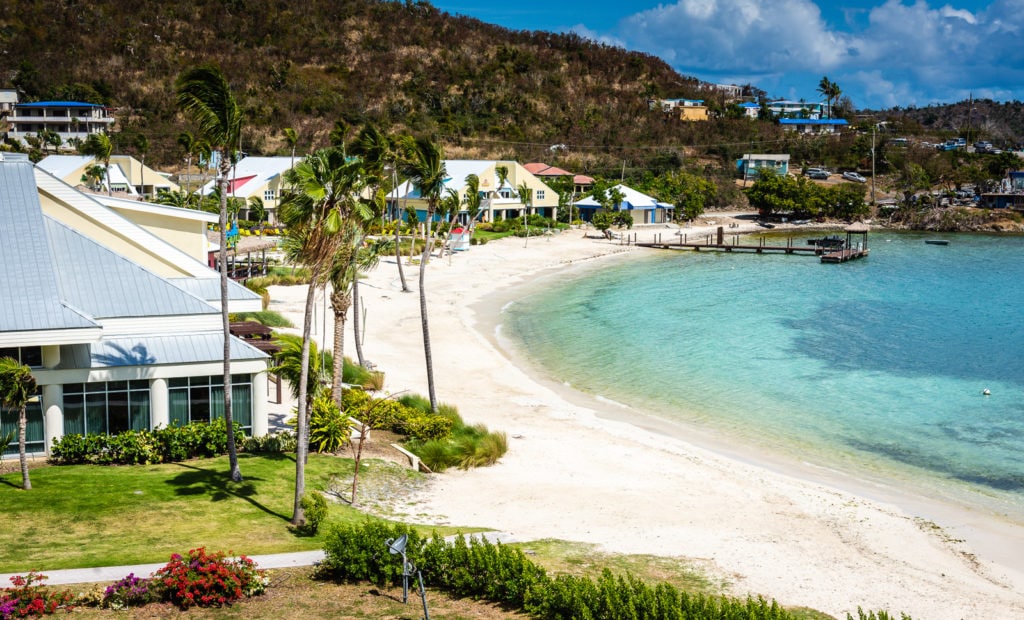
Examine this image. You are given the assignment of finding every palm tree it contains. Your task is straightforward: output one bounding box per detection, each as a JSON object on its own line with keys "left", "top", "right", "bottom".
{"left": 0, "top": 357, "right": 37, "bottom": 490}
{"left": 178, "top": 131, "right": 195, "bottom": 193}
{"left": 283, "top": 127, "right": 299, "bottom": 170}
{"left": 175, "top": 64, "right": 245, "bottom": 483}
{"left": 248, "top": 196, "right": 267, "bottom": 233}
{"left": 350, "top": 236, "right": 393, "bottom": 368}
{"left": 326, "top": 221, "right": 365, "bottom": 403}
{"left": 350, "top": 124, "right": 409, "bottom": 293}
{"left": 80, "top": 132, "right": 113, "bottom": 196}
{"left": 463, "top": 173, "right": 483, "bottom": 232}
{"left": 517, "top": 181, "right": 532, "bottom": 247}
{"left": 279, "top": 146, "right": 361, "bottom": 526}
{"left": 135, "top": 133, "right": 149, "bottom": 198}
{"left": 80, "top": 164, "right": 106, "bottom": 191}
{"left": 398, "top": 135, "right": 447, "bottom": 412}
{"left": 817, "top": 76, "right": 841, "bottom": 119}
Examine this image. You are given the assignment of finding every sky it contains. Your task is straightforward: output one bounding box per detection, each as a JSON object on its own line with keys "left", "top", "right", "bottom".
{"left": 429, "top": 0, "right": 1024, "bottom": 111}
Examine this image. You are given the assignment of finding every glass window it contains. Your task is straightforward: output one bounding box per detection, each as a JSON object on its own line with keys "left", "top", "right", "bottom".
{"left": 263, "top": 189, "right": 275, "bottom": 201}
{"left": 0, "top": 347, "right": 43, "bottom": 368}
{"left": 536, "top": 190, "right": 545, "bottom": 200}
{"left": 2, "top": 397, "right": 43, "bottom": 456}
{"left": 166, "top": 375, "right": 253, "bottom": 433}
{"left": 62, "top": 381, "right": 152, "bottom": 437}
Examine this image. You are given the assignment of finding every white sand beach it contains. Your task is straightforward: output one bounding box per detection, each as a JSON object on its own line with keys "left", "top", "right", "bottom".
{"left": 268, "top": 220, "right": 1024, "bottom": 620}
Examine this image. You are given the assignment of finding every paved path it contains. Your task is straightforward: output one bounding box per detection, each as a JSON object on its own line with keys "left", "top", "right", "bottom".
{"left": 0, "top": 532, "right": 519, "bottom": 586}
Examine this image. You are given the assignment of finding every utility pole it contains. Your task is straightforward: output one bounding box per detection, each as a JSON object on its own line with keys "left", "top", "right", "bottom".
{"left": 871, "top": 124, "right": 876, "bottom": 205}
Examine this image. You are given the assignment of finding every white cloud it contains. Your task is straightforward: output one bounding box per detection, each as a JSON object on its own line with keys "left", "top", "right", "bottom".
{"left": 615, "top": 0, "right": 852, "bottom": 74}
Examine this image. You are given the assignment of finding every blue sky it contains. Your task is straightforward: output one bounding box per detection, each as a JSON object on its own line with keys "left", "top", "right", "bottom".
{"left": 430, "top": 0, "right": 1023, "bottom": 110}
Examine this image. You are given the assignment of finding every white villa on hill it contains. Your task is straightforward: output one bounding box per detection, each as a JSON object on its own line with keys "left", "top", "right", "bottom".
{"left": 0, "top": 153, "right": 269, "bottom": 457}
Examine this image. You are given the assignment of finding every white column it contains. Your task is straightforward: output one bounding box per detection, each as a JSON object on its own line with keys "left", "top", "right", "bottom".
{"left": 150, "top": 378, "right": 169, "bottom": 430}
{"left": 42, "top": 384, "right": 63, "bottom": 456}
{"left": 41, "top": 345, "right": 60, "bottom": 369}
{"left": 252, "top": 372, "right": 268, "bottom": 437}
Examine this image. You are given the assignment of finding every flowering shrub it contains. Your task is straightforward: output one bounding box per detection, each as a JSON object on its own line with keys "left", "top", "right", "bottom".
{"left": 151, "top": 548, "right": 267, "bottom": 609}
{"left": 101, "top": 573, "right": 154, "bottom": 610}
{"left": 0, "top": 572, "right": 74, "bottom": 619}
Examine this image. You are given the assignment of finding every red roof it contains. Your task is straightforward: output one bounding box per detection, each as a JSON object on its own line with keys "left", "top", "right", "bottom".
{"left": 524, "top": 162, "right": 574, "bottom": 177}
{"left": 227, "top": 174, "right": 257, "bottom": 193}
{"left": 573, "top": 174, "right": 595, "bottom": 185}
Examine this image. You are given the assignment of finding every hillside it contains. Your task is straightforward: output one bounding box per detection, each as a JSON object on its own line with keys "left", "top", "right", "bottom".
{"left": 876, "top": 99, "right": 1024, "bottom": 147}
{"left": 0, "top": 0, "right": 749, "bottom": 174}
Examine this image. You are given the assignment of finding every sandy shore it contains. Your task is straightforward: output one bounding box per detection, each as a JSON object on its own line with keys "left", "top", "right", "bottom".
{"left": 268, "top": 219, "right": 1024, "bottom": 619}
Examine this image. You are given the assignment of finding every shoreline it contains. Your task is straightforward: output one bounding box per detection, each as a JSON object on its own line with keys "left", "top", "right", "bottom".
{"left": 271, "top": 222, "right": 1024, "bottom": 619}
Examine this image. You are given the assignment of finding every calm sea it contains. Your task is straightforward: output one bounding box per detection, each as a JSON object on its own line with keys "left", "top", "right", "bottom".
{"left": 505, "top": 231, "right": 1024, "bottom": 519}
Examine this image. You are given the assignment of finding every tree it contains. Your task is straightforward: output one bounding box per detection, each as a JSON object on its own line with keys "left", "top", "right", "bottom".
{"left": 463, "top": 173, "right": 483, "bottom": 231}
{"left": 279, "top": 146, "right": 359, "bottom": 526}
{"left": 517, "top": 181, "right": 532, "bottom": 247}
{"left": 175, "top": 64, "right": 245, "bottom": 483}
{"left": 398, "top": 135, "right": 447, "bottom": 413}
{"left": 350, "top": 236, "right": 393, "bottom": 369}
{"left": 327, "top": 221, "right": 367, "bottom": 405}
{"left": 80, "top": 132, "right": 113, "bottom": 196}
{"left": 0, "top": 357, "right": 37, "bottom": 491}
{"left": 350, "top": 124, "right": 409, "bottom": 293}
{"left": 283, "top": 127, "right": 299, "bottom": 170}
{"left": 80, "top": 164, "right": 106, "bottom": 191}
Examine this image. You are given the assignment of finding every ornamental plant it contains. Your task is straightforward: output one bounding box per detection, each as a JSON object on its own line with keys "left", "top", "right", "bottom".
{"left": 101, "top": 573, "right": 154, "bottom": 610}
{"left": 0, "top": 571, "right": 74, "bottom": 619}
{"left": 150, "top": 548, "right": 267, "bottom": 609}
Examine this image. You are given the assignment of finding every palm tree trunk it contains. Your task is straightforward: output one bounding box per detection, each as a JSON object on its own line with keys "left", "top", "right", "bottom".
{"left": 329, "top": 288, "right": 350, "bottom": 407}
{"left": 352, "top": 277, "right": 365, "bottom": 367}
{"left": 218, "top": 164, "right": 242, "bottom": 483}
{"left": 394, "top": 219, "right": 409, "bottom": 292}
{"left": 18, "top": 406, "right": 30, "bottom": 490}
{"left": 292, "top": 280, "right": 318, "bottom": 526}
{"left": 419, "top": 210, "right": 438, "bottom": 412}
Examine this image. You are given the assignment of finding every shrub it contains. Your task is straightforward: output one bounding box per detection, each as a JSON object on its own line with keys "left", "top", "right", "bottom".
{"left": 299, "top": 492, "right": 329, "bottom": 535}
{"left": 308, "top": 392, "right": 350, "bottom": 453}
{"left": 319, "top": 521, "right": 423, "bottom": 585}
{"left": 0, "top": 571, "right": 75, "bottom": 619}
{"left": 49, "top": 420, "right": 245, "bottom": 466}
{"left": 102, "top": 573, "right": 154, "bottom": 610}
{"left": 151, "top": 548, "right": 267, "bottom": 609}
{"left": 242, "top": 431, "right": 297, "bottom": 453}
{"left": 398, "top": 413, "right": 453, "bottom": 442}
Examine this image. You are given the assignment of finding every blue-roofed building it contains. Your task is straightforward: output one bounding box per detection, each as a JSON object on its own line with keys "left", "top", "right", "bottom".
{"left": 778, "top": 118, "right": 849, "bottom": 135}
{"left": 8, "top": 101, "right": 114, "bottom": 146}
{"left": 0, "top": 153, "right": 270, "bottom": 456}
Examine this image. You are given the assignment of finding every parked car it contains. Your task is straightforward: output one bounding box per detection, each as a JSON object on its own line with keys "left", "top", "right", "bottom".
{"left": 805, "top": 167, "right": 829, "bottom": 179}
{"left": 842, "top": 171, "right": 867, "bottom": 183}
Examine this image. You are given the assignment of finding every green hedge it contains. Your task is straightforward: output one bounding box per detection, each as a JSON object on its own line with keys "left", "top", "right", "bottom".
{"left": 320, "top": 521, "right": 911, "bottom": 620}
{"left": 49, "top": 419, "right": 245, "bottom": 465}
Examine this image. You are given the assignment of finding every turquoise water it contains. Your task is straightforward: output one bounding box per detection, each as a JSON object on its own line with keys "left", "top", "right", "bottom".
{"left": 506, "top": 231, "right": 1024, "bottom": 517}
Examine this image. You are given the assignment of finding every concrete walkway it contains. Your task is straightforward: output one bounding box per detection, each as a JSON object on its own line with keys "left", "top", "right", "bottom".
{"left": 0, "top": 532, "right": 519, "bottom": 586}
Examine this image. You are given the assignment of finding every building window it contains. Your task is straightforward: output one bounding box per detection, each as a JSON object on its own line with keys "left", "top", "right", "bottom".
{"left": 168, "top": 375, "right": 253, "bottom": 433}
{"left": 536, "top": 190, "right": 545, "bottom": 200}
{"left": 63, "top": 380, "right": 151, "bottom": 437}
{"left": 2, "top": 395, "right": 43, "bottom": 456}
{"left": 0, "top": 347, "right": 42, "bottom": 368}
{"left": 264, "top": 189, "right": 275, "bottom": 201}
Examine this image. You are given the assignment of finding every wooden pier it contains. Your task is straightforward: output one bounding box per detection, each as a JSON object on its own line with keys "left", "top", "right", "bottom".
{"left": 634, "top": 223, "right": 870, "bottom": 263}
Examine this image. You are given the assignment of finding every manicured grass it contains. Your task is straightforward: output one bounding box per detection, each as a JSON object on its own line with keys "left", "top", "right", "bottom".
{"left": 0, "top": 454, "right": 420, "bottom": 572}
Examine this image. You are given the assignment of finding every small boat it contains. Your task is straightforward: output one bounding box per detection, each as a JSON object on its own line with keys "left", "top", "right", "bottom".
{"left": 925, "top": 239, "right": 950, "bottom": 245}
{"left": 807, "top": 234, "right": 846, "bottom": 248}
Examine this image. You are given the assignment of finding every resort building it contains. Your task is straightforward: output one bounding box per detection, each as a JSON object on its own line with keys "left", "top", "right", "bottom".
{"left": 778, "top": 118, "right": 849, "bottom": 135}
{"left": 739, "top": 102, "right": 761, "bottom": 119}
{"left": 198, "top": 156, "right": 294, "bottom": 224}
{"left": 7, "top": 101, "right": 115, "bottom": 146}
{"left": 766, "top": 100, "right": 826, "bottom": 119}
{"left": 524, "top": 162, "right": 595, "bottom": 195}
{"left": 573, "top": 184, "right": 674, "bottom": 224}
{"left": 0, "top": 153, "right": 269, "bottom": 457}
{"left": 38, "top": 154, "right": 181, "bottom": 199}
{"left": 737, "top": 154, "right": 791, "bottom": 179}
{"left": 389, "top": 160, "right": 559, "bottom": 223}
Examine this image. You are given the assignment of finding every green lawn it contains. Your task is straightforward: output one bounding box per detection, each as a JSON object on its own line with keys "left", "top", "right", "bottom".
{"left": 0, "top": 454, "right": 419, "bottom": 572}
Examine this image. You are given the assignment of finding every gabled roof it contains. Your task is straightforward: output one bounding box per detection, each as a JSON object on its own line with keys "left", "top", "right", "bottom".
{"left": 36, "top": 155, "right": 93, "bottom": 180}
{"left": 524, "top": 162, "right": 573, "bottom": 177}
{"left": 17, "top": 101, "right": 103, "bottom": 108}
{"left": 0, "top": 154, "right": 101, "bottom": 340}
{"left": 200, "top": 157, "right": 292, "bottom": 198}
{"left": 575, "top": 184, "right": 673, "bottom": 210}
{"left": 44, "top": 218, "right": 216, "bottom": 320}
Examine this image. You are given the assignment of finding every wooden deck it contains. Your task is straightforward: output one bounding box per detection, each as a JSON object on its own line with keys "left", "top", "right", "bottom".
{"left": 634, "top": 225, "right": 870, "bottom": 264}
